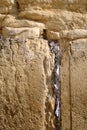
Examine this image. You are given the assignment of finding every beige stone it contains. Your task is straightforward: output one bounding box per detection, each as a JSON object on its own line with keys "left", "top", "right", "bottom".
{"left": 18, "top": 9, "right": 87, "bottom": 32}
{"left": 0, "top": 0, "right": 17, "bottom": 14}
{"left": 0, "top": 14, "right": 6, "bottom": 29}
{"left": 47, "top": 31, "right": 60, "bottom": 40}
{"left": 0, "top": 0, "right": 15, "bottom": 6}
{"left": 18, "top": 10, "right": 56, "bottom": 22}
{"left": 46, "top": 19, "right": 67, "bottom": 31}
{"left": 2, "top": 27, "right": 40, "bottom": 40}
{"left": 0, "top": 6, "right": 17, "bottom": 14}
{"left": 45, "top": 10, "right": 87, "bottom": 31}
{"left": 16, "top": 0, "right": 67, "bottom": 10}
{"left": 61, "top": 47, "right": 71, "bottom": 130}
{"left": 61, "top": 29, "right": 87, "bottom": 40}
{"left": 0, "top": 0, "right": 87, "bottom": 130}
{"left": 0, "top": 6, "right": 9, "bottom": 14}
{"left": 70, "top": 39, "right": 87, "bottom": 130}
{"left": 0, "top": 39, "right": 55, "bottom": 130}
{"left": 2, "top": 15, "right": 45, "bottom": 29}
{"left": 17, "top": 0, "right": 87, "bottom": 12}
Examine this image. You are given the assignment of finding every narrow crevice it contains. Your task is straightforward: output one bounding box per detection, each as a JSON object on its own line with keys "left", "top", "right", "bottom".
{"left": 48, "top": 40, "right": 61, "bottom": 130}
{"left": 69, "top": 45, "right": 72, "bottom": 130}
{"left": 15, "top": 0, "right": 21, "bottom": 12}
{"left": 9, "top": 39, "right": 14, "bottom": 63}
{"left": 43, "top": 29, "right": 47, "bottom": 39}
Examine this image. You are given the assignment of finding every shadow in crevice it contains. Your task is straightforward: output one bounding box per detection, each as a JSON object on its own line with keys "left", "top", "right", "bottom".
{"left": 47, "top": 40, "right": 62, "bottom": 130}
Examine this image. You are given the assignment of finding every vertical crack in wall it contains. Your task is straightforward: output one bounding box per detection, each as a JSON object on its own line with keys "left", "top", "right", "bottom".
{"left": 69, "top": 44, "right": 72, "bottom": 130}
{"left": 48, "top": 40, "right": 61, "bottom": 130}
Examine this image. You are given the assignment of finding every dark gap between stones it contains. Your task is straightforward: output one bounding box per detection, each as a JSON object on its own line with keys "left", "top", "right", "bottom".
{"left": 43, "top": 29, "right": 47, "bottom": 39}
{"left": 48, "top": 40, "right": 62, "bottom": 130}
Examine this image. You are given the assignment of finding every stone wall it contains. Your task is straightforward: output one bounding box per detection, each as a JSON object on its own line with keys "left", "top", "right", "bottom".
{"left": 0, "top": 0, "right": 87, "bottom": 130}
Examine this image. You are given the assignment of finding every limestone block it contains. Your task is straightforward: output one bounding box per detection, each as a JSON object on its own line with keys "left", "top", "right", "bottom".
{"left": 2, "top": 9, "right": 87, "bottom": 32}
{"left": 16, "top": 0, "right": 68, "bottom": 10}
{"left": 17, "top": 0, "right": 87, "bottom": 13}
{"left": 70, "top": 39, "right": 87, "bottom": 57}
{"left": 0, "top": 0, "right": 17, "bottom": 14}
{"left": 0, "top": 0, "right": 15, "bottom": 6}
{"left": 0, "top": 6, "right": 9, "bottom": 14}
{"left": 0, "top": 14, "right": 6, "bottom": 29}
{"left": 70, "top": 39, "right": 87, "bottom": 130}
{"left": 54, "top": 10, "right": 87, "bottom": 31}
{"left": 46, "top": 20, "right": 67, "bottom": 31}
{"left": 47, "top": 31, "right": 60, "bottom": 40}
{"left": 61, "top": 29, "right": 87, "bottom": 40}
{"left": 2, "top": 15, "right": 45, "bottom": 29}
{"left": 19, "top": 10, "right": 56, "bottom": 22}
{"left": 61, "top": 47, "right": 71, "bottom": 130}
{"left": 45, "top": 10, "right": 73, "bottom": 31}
{"left": 2, "top": 27, "right": 40, "bottom": 40}
{"left": 0, "top": 0, "right": 87, "bottom": 130}
{"left": 0, "top": 39, "right": 54, "bottom": 130}
{"left": 0, "top": 6, "right": 17, "bottom": 14}
{"left": 47, "top": 10, "right": 87, "bottom": 31}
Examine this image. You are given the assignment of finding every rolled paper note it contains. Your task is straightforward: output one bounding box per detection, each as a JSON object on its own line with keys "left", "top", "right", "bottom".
{"left": 56, "top": 64, "right": 60, "bottom": 78}
{"left": 55, "top": 100, "right": 60, "bottom": 118}
{"left": 54, "top": 84, "right": 58, "bottom": 89}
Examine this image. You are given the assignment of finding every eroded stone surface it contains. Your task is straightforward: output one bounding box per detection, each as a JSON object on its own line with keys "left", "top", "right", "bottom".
{"left": 2, "top": 15, "right": 45, "bottom": 29}
{"left": 61, "top": 29, "right": 87, "bottom": 40}
{"left": 16, "top": 0, "right": 87, "bottom": 12}
{"left": 70, "top": 39, "right": 87, "bottom": 130}
{"left": 0, "top": 0, "right": 87, "bottom": 130}
{"left": 2, "top": 27, "right": 40, "bottom": 40}
{"left": 0, "top": 0, "right": 17, "bottom": 14}
{"left": 47, "top": 31, "right": 60, "bottom": 40}
{"left": 0, "top": 39, "right": 55, "bottom": 130}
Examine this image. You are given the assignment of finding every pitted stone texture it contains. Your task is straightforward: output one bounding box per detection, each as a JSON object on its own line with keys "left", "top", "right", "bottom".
{"left": 70, "top": 39, "right": 87, "bottom": 130}
{"left": 19, "top": 10, "right": 87, "bottom": 31}
{"left": 17, "top": 0, "right": 87, "bottom": 12}
{"left": 0, "top": 0, "right": 17, "bottom": 14}
{"left": 0, "top": 14, "right": 6, "bottom": 29}
{"left": 0, "top": 39, "right": 55, "bottom": 130}
{"left": 47, "top": 29, "right": 87, "bottom": 40}
{"left": 18, "top": 10, "right": 56, "bottom": 22}
{"left": 47, "top": 31, "right": 60, "bottom": 40}
{"left": 61, "top": 29, "right": 87, "bottom": 40}
{"left": 2, "top": 27, "right": 40, "bottom": 40}
{"left": 45, "top": 10, "right": 87, "bottom": 31}
{"left": 2, "top": 15, "right": 45, "bottom": 29}
{"left": 0, "top": 0, "right": 87, "bottom": 130}
{"left": 0, "top": 0, "right": 15, "bottom": 5}
{"left": 61, "top": 42, "right": 71, "bottom": 130}
{"left": 16, "top": 0, "right": 68, "bottom": 10}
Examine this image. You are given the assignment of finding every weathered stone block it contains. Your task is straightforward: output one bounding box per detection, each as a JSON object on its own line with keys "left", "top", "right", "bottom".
{"left": 47, "top": 31, "right": 60, "bottom": 40}
{"left": 18, "top": 10, "right": 56, "bottom": 22}
{"left": 0, "top": 39, "right": 55, "bottom": 130}
{"left": 0, "top": 0, "right": 15, "bottom": 6}
{"left": 0, "top": 0, "right": 17, "bottom": 14}
{"left": 70, "top": 39, "right": 87, "bottom": 130}
{"left": 0, "top": 14, "right": 6, "bottom": 29}
{"left": 2, "top": 15, "right": 45, "bottom": 29}
{"left": 2, "top": 27, "right": 40, "bottom": 40}
{"left": 16, "top": 0, "right": 87, "bottom": 12}
{"left": 61, "top": 29, "right": 87, "bottom": 40}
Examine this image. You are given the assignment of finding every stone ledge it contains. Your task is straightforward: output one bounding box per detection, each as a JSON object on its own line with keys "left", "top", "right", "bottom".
{"left": 18, "top": 10, "right": 56, "bottom": 22}
{"left": 47, "top": 30, "right": 60, "bottom": 40}
{"left": 2, "top": 15, "right": 45, "bottom": 29}
{"left": 2, "top": 27, "right": 40, "bottom": 40}
{"left": 47, "top": 29, "right": 87, "bottom": 40}
{"left": 61, "top": 29, "right": 87, "bottom": 40}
